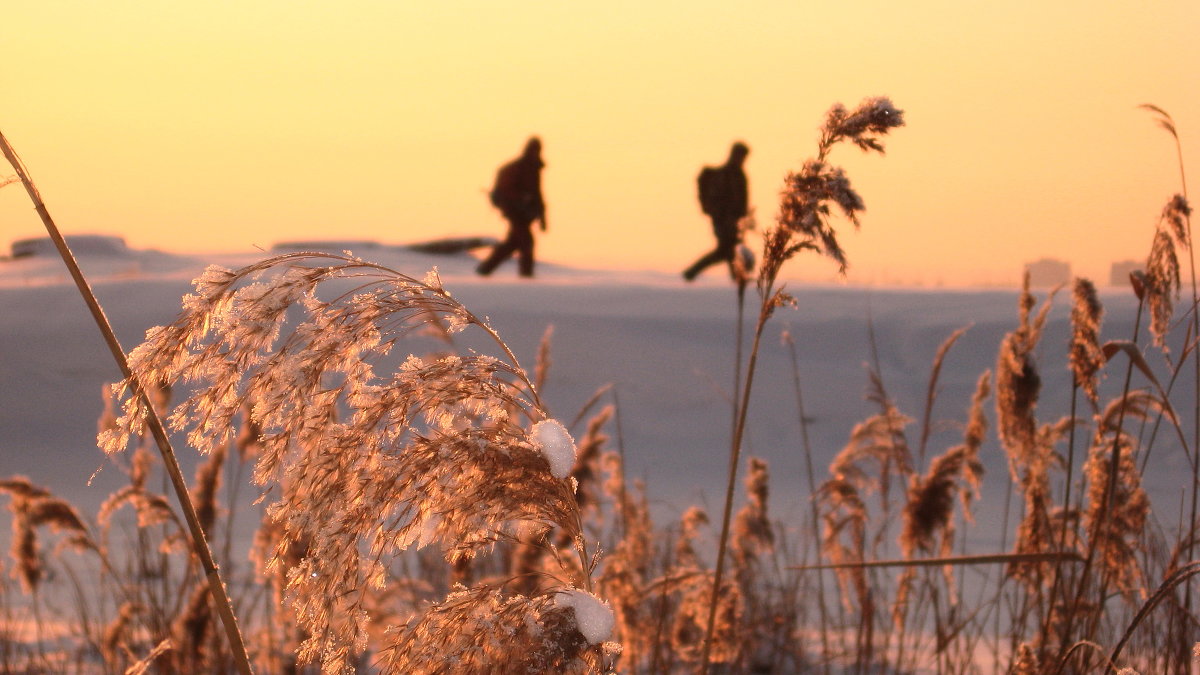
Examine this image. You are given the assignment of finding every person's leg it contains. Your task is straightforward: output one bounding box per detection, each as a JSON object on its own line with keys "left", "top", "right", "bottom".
{"left": 477, "top": 231, "right": 517, "bottom": 275}
{"left": 715, "top": 226, "right": 738, "bottom": 279}
{"left": 684, "top": 218, "right": 738, "bottom": 280}
{"left": 514, "top": 224, "right": 535, "bottom": 277}
{"left": 683, "top": 248, "right": 726, "bottom": 280}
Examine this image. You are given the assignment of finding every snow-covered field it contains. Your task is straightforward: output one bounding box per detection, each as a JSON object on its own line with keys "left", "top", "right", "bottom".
{"left": 0, "top": 234, "right": 1183, "bottom": 559}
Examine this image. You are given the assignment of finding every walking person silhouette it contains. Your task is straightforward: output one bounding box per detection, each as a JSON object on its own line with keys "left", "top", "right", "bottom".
{"left": 477, "top": 137, "right": 547, "bottom": 278}
{"left": 683, "top": 142, "right": 749, "bottom": 281}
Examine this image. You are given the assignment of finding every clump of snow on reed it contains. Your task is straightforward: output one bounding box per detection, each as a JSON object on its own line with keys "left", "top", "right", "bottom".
{"left": 556, "top": 588, "right": 615, "bottom": 645}
{"left": 531, "top": 419, "right": 577, "bottom": 479}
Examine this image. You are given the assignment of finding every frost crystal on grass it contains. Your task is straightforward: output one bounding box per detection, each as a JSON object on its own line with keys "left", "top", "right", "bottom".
{"left": 421, "top": 267, "right": 443, "bottom": 291}
{"left": 531, "top": 419, "right": 576, "bottom": 479}
{"left": 555, "top": 588, "right": 614, "bottom": 645}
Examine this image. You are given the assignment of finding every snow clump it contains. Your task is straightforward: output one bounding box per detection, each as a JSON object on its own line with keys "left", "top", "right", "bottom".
{"left": 530, "top": 419, "right": 576, "bottom": 479}
{"left": 555, "top": 588, "right": 615, "bottom": 645}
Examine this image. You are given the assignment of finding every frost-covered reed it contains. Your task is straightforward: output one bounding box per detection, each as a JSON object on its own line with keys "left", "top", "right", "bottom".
{"left": 94, "top": 253, "right": 617, "bottom": 673}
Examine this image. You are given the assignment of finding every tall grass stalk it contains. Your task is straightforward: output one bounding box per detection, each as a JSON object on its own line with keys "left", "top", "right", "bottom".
{"left": 0, "top": 129, "right": 255, "bottom": 675}
{"left": 1140, "top": 104, "right": 1197, "bottom": 630}
{"left": 1041, "top": 278, "right": 1102, "bottom": 653}
{"left": 732, "top": 288, "right": 746, "bottom": 461}
{"left": 699, "top": 96, "right": 904, "bottom": 674}
{"left": 793, "top": 551, "right": 1083, "bottom": 572}
{"left": 1106, "top": 560, "right": 1200, "bottom": 669}
{"left": 700, "top": 296, "right": 770, "bottom": 675}
{"left": 783, "top": 330, "right": 832, "bottom": 674}
{"left": 1071, "top": 290, "right": 1142, "bottom": 653}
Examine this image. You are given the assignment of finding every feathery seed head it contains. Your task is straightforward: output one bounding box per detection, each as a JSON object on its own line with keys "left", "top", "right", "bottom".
{"left": 1069, "top": 277, "right": 1105, "bottom": 403}
{"left": 1140, "top": 103, "right": 1179, "bottom": 140}
{"left": 901, "top": 373, "right": 987, "bottom": 557}
{"left": 995, "top": 278, "right": 1048, "bottom": 473}
{"left": 1146, "top": 228, "right": 1181, "bottom": 348}
{"left": 0, "top": 477, "right": 51, "bottom": 501}
{"left": 1142, "top": 192, "right": 1191, "bottom": 349}
{"left": 758, "top": 96, "right": 903, "bottom": 286}
{"left": 1011, "top": 643, "right": 1039, "bottom": 675}
{"left": 103, "top": 252, "right": 608, "bottom": 671}
{"left": 1083, "top": 429, "right": 1150, "bottom": 598}
{"left": 823, "top": 97, "right": 906, "bottom": 154}
{"left": 1129, "top": 269, "right": 1147, "bottom": 300}
{"left": 1162, "top": 193, "right": 1192, "bottom": 246}
{"left": 732, "top": 458, "right": 774, "bottom": 567}
{"left": 384, "top": 585, "right": 612, "bottom": 674}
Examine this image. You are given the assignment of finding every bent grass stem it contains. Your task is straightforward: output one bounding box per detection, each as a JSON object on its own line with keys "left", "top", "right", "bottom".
{"left": 0, "top": 129, "right": 254, "bottom": 675}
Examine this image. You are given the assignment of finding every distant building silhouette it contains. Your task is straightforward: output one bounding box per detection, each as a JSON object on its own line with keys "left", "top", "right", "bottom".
{"left": 1109, "top": 259, "right": 1141, "bottom": 287}
{"left": 477, "top": 137, "right": 547, "bottom": 278}
{"left": 684, "top": 142, "right": 749, "bottom": 281}
{"left": 1024, "top": 258, "right": 1071, "bottom": 288}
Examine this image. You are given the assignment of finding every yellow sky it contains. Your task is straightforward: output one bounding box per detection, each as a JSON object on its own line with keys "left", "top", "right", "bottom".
{"left": 2, "top": 1, "right": 1198, "bottom": 286}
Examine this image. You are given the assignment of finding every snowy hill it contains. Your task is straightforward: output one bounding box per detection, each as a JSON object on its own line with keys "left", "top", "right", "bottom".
{"left": 0, "top": 235, "right": 1172, "bottom": 557}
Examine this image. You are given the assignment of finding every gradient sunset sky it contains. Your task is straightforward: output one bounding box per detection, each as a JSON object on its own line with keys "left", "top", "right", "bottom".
{"left": 2, "top": 1, "right": 1198, "bottom": 286}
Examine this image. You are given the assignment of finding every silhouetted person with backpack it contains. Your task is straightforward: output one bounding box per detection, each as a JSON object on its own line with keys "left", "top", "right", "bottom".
{"left": 684, "top": 142, "right": 749, "bottom": 281}
{"left": 477, "top": 137, "right": 547, "bottom": 278}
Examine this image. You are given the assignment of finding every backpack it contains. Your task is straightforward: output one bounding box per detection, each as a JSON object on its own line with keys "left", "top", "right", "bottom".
{"left": 697, "top": 166, "right": 721, "bottom": 216}
{"left": 490, "top": 163, "right": 520, "bottom": 210}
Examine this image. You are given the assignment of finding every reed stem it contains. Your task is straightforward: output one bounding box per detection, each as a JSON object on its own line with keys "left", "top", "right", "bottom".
{"left": 700, "top": 282, "right": 772, "bottom": 674}
{"left": 0, "top": 129, "right": 254, "bottom": 675}
{"left": 784, "top": 332, "right": 833, "bottom": 674}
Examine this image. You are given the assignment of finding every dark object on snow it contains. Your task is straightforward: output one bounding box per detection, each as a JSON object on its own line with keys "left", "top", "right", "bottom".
{"left": 477, "top": 137, "right": 547, "bottom": 278}
{"left": 407, "top": 236, "right": 498, "bottom": 255}
{"left": 272, "top": 240, "right": 384, "bottom": 254}
{"left": 684, "top": 142, "right": 749, "bottom": 281}
{"left": 11, "top": 234, "right": 129, "bottom": 259}
{"left": 272, "top": 238, "right": 498, "bottom": 257}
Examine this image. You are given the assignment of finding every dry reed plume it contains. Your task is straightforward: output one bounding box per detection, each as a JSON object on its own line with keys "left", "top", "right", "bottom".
{"left": 96, "top": 253, "right": 617, "bottom": 673}
{"left": 900, "top": 371, "right": 988, "bottom": 561}
{"left": 702, "top": 95, "right": 904, "bottom": 673}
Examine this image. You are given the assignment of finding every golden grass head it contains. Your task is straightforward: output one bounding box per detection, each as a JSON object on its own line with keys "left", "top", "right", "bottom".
{"left": 995, "top": 275, "right": 1057, "bottom": 477}
{"left": 823, "top": 97, "right": 906, "bottom": 153}
{"left": 1084, "top": 398, "right": 1153, "bottom": 599}
{"left": 902, "top": 447, "right": 979, "bottom": 558}
{"left": 732, "top": 458, "right": 774, "bottom": 567}
{"left": 1011, "top": 642, "right": 1040, "bottom": 674}
{"left": 901, "top": 371, "right": 988, "bottom": 559}
{"left": 1161, "top": 194, "right": 1191, "bottom": 245}
{"left": 1146, "top": 227, "right": 1181, "bottom": 348}
{"left": 1069, "top": 277, "right": 1105, "bottom": 404}
{"left": 2, "top": 477, "right": 93, "bottom": 593}
{"left": 100, "top": 252, "right": 606, "bottom": 672}
{"left": 383, "top": 585, "right": 618, "bottom": 674}
{"left": 1143, "top": 193, "right": 1190, "bottom": 349}
{"left": 758, "top": 96, "right": 904, "bottom": 289}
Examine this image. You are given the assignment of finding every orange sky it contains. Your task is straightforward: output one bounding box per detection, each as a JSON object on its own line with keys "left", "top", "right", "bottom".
{"left": 2, "top": 1, "right": 1198, "bottom": 286}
